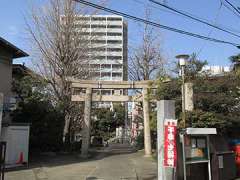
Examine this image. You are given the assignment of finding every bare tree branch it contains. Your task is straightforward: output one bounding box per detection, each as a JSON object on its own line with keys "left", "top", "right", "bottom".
{"left": 26, "top": 0, "right": 104, "bottom": 143}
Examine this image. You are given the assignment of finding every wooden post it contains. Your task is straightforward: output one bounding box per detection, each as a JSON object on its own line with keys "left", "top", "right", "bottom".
{"left": 81, "top": 88, "right": 92, "bottom": 157}
{"left": 142, "top": 88, "right": 152, "bottom": 157}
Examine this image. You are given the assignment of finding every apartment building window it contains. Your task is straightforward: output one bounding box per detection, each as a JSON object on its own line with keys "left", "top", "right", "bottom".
{"left": 112, "top": 64, "right": 122, "bottom": 69}
{"left": 75, "top": 17, "right": 90, "bottom": 21}
{"left": 107, "top": 56, "right": 122, "bottom": 60}
{"left": 107, "top": 17, "right": 122, "bottom": 21}
{"left": 75, "top": 24, "right": 90, "bottom": 28}
{"left": 107, "top": 25, "right": 122, "bottom": 28}
{"left": 92, "top": 56, "right": 106, "bottom": 60}
{"left": 91, "top": 25, "right": 106, "bottom": 28}
{"left": 91, "top": 32, "right": 106, "bottom": 36}
{"left": 91, "top": 48, "right": 106, "bottom": 52}
{"left": 101, "top": 72, "right": 111, "bottom": 80}
{"left": 101, "top": 64, "right": 111, "bottom": 69}
{"left": 93, "top": 89, "right": 101, "bottom": 95}
{"left": 79, "top": 32, "right": 90, "bottom": 35}
{"left": 113, "top": 89, "right": 123, "bottom": 95}
{"left": 92, "top": 17, "right": 106, "bottom": 21}
{"left": 107, "top": 48, "right": 122, "bottom": 52}
{"left": 107, "top": 32, "right": 122, "bottom": 36}
{"left": 107, "top": 40, "right": 122, "bottom": 44}
{"left": 112, "top": 72, "right": 122, "bottom": 77}
{"left": 91, "top": 40, "right": 106, "bottom": 44}
{"left": 101, "top": 90, "right": 111, "bottom": 95}
{"left": 90, "top": 64, "right": 100, "bottom": 71}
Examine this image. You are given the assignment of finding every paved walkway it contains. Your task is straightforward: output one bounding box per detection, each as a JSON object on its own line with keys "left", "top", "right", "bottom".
{"left": 5, "top": 143, "right": 157, "bottom": 180}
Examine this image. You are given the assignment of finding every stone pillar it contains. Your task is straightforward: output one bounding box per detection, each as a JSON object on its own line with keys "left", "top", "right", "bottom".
{"left": 157, "top": 100, "right": 175, "bottom": 180}
{"left": 0, "top": 93, "right": 3, "bottom": 135}
{"left": 81, "top": 88, "right": 92, "bottom": 157}
{"left": 142, "top": 88, "right": 152, "bottom": 157}
{"left": 184, "top": 83, "right": 194, "bottom": 111}
{"left": 124, "top": 101, "right": 128, "bottom": 143}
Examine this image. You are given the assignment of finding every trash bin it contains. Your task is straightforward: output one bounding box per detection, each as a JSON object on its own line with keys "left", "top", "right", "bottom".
{"left": 213, "top": 151, "right": 236, "bottom": 180}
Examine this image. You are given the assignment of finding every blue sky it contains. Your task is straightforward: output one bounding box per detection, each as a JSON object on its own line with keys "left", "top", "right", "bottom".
{"left": 1, "top": 0, "right": 240, "bottom": 67}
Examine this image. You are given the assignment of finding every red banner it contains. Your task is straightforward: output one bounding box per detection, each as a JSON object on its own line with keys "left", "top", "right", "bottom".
{"left": 164, "top": 119, "right": 178, "bottom": 168}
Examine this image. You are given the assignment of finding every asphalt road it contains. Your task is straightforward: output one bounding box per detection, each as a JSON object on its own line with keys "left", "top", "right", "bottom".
{"left": 5, "top": 143, "right": 157, "bottom": 180}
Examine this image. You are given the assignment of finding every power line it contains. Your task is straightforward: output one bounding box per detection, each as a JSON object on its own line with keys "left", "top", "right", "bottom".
{"left": 149, "top": 0, "right": 240, "bottom": 38}
{"left": 223, "top": 0, "right": 240, "bottom": 15}
{"left": 196, "top": 3, "right": 223, "bottom": 57}
{"left": 73, "top": 0, "right": 240, "bottom": 48}
{"left": 133, "top": 0, "right": 240, "bottom": 34}
{"left": 132, "top": 0, "right": 180, "bottom": 15}
{"left": 221, "top": 0, "right": 240, "bottom": 18}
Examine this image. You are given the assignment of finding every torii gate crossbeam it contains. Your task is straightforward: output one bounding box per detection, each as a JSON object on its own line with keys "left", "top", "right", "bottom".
{"left": 70, "top": 79, "right": 159, "bottom": 157}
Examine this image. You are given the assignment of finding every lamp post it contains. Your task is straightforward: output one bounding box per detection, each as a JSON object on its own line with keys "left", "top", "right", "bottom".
{"left": 176, "top": 54, "right": 189, "bottom": 128}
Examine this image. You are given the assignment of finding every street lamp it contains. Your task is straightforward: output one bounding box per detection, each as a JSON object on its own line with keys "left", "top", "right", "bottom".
{"left": 176, "top": 54, "right": 189, "bottom": 128}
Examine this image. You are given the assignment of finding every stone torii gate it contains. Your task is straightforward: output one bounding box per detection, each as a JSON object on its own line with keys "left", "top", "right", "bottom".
{"left": 70, "top": 79, "right": 158, "bottom": 157}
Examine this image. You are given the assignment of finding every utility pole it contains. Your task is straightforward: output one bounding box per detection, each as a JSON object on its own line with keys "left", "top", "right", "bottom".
{"left": 176, "top": 54, "right": 189, "bottom": 128}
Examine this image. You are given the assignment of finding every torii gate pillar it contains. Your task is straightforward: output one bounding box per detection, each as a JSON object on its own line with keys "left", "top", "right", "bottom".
{"left": 81, "top": 87, "right": 92, "bottom": 157}
{"left": 143, "top": 88, "right": 152, "bottom": 157}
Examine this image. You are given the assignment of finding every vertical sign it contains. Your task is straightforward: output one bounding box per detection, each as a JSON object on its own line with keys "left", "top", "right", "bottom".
{"left": 164, "top": 119, "right": 177, "bottom": 167}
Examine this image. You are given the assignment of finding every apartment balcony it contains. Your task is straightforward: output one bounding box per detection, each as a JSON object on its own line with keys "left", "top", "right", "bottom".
{"left": 90, "top": 59, "right": 123, "bottom": 64}
{"left": 91, "top": 21, "right": 107, "bottom": 25}
{"left": 101, "top": 65, "right": 112, "bottom": 73}
{"left": 112, "top": 72, "right": 122, "bottom": 81}
{"left": 91, "top": 28, "right": 107, "bottom": 33}
{"left": 101, "top": 69, "right": 112, "bottom": 73}
{"left": 91, "top": 51, "right": 107, "bottom": 56}
{"left": 93, "top": 36, "right": 107, "bottom": 41}
{"left": 91, "top": 44, "right": 107, "bottom": 49}
{"left": 112, "top": 68, "right": 123, "bottom": 73}
{"left": 106, "top": 44, "right": 122, "bottom": 49}
{"left": 106, "top": 21, "right": 123, "bottom": 26}
{"left": 75, "top": 28, "right": 91, "bottom": 33}
{"left": 106, "top": 51, "right": 123, "bottom": 56}
{"left": 100, "top": 76, "right": 112, "bottom": 81}
{"left": 112, "top": 76, "right": 122, "bottom": 81}
{"left": 106, "top": 36, "right": 122, "bottom": 41}
{"left": 107, "top": 28, "right": 122, "bottom": 33}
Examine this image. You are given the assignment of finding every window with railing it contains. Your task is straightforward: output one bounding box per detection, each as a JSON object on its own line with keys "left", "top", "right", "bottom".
{"left": 112, "top": 64, "right": 122, "bottom": 71}
{"left": 91, "top": 25, "right": 106, "bottom": 28}
{"left": 101, "top": 64, "right": 111, "bottom": 69}
{"left": 101, "top": 72, "right": 111, "bottom": 80}
{"left": 112, "top": 72, "right": 122, "bottom": 77}
{"left": 91, "top": 32, "right": 106, "bottom": 36}
{"left": 74, "top": 24, "right": 90, "bottom": 28}
{"left": 107, "top": 48, "right": 122, "bottom": 52}
{"left": 107, "top": 32, "right": 122, "bottom": 36}
{"left": 91, "top": 40, "right": 106, "bottom": 44}
{"left": 107, "top": 17, "right": 122, "bottom": 21}
{"left": 92, "top": 17, "right": 106, "bottom": 21}
{"left": 91, "top": 48, "right": 106, "bottom": 52}
{"left": 75, "top": 17, "right": 90, "bottom": 21}
{"left": 107, "top": 56, "right": 122, "bottom": 60}
{"left": 107, "top": 25, "right": 122, "bottom": 28}
{"left": 107, "top": 40, "right": 122, "bottom": 44}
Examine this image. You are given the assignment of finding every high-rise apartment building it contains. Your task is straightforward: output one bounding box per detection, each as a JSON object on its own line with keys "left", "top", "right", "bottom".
{"left": 73, "top": 15, "right": 128, "bottom": 96}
